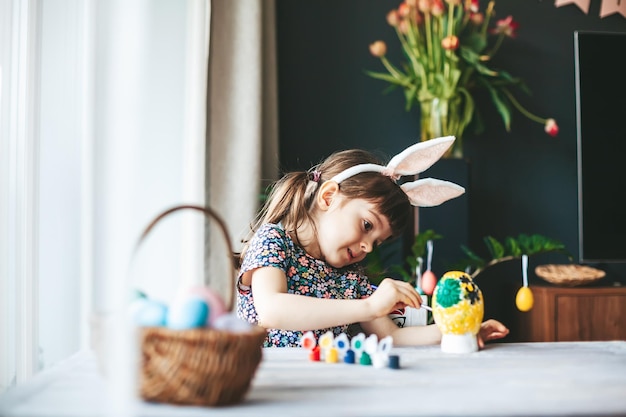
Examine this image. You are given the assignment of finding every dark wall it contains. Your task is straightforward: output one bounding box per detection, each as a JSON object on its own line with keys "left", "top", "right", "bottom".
{"left": 274, "top": 0, "right": 626, "bottom": 296}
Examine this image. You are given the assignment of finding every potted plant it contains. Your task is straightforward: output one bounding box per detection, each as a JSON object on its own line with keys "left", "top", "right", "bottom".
{"left": 367, "top": 0, "right": 558, "bottom": 158}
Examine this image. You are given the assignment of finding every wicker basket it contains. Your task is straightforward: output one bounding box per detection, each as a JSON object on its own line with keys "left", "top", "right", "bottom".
{"left": 534, "top": 264, "right": 606, "bottom": 287}
{"left": 134, "top": 205, "right": 267, "bottom": 406}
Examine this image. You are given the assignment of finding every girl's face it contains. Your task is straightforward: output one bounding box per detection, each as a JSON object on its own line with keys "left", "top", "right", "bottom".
{"left": 315, "top": 196, "right": 393, "bottom": 268}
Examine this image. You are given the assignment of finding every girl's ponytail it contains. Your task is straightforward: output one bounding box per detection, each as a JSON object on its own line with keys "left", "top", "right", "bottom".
{"left": 247, "top": 171, "right": 317, "bottom": 242}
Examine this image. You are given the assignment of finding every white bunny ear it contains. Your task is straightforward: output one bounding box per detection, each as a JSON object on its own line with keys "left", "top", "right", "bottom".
{"left": 401, "top": 178, "right": 465, "bottom": 207}
{"left": 329, "top": 136, "right": 456, "bottom": 184}
{"left": 387, "top": 136, "right": 455, "bottom": 176}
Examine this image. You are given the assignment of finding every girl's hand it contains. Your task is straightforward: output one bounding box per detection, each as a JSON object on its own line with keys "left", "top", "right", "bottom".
{"left": 477, "top": 319, "right": 510, "bottom": 348}
{"left": 365, "top": 278, "right": 423, "bottom": 319}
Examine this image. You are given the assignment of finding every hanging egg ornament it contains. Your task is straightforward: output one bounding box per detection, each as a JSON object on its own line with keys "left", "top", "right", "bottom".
{"left": 516, "top": 286, "right": 534, "bottom": 312}
{"left": 421, "top": 239, "right": 437, "bottom": 295}
{"left": 421, "top": 270, "right": 438, "bottom": 295}
{"left": 515, "top": 254, "right": 534, "bottom": 312}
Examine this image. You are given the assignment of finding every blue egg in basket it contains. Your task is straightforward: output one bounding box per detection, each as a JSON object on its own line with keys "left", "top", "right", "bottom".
{"left": 133, "top": 299, "right": 168, "bottom": 327}
{"left": 167, "top": 296, "right": 210, "bottom": 330}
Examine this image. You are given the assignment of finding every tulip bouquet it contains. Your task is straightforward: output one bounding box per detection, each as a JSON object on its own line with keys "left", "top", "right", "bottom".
{"left": 367, "top": 0, "right": 558, "bottom": 158}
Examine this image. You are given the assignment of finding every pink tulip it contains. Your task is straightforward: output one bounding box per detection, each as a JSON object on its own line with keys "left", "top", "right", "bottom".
{"left": 470, "top": 12, "right": 484, "bottom": 25}
{"left": 387, "top": 9, "right": 400, "bottom": 27}
{"left": 398, "top": 2, "right": 411, "bottom": 17}
{"left": 399, "top": 19, "right": 411, "bottom": 34}
{"left": 491, "top": 15, "right": 519, "bottom": 38}
{"left": 431, "top": 0, "right": 444, "bottom": 16}
{"left": 418, "top": 0, "right": 431, "bottom": 13}
{"left": 468, "top": 0, "right": 480, "bottom": 13}
{"left": 441, "top": 35, "right": 460, "bottom": 50}
{"left": 369, "top": 41, "right": 387, "bottom": 58}
{"left": 544, "top": 119, "right": 559, "bottom": 137}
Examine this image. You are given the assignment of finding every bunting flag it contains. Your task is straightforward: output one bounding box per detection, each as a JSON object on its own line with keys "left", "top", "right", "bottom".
{"left": 555, "top": 0, "right": 626, "bottom": 18}
{"left": 600, "top": 0, "right": 626, "bottom": 17}
{"left": 555, "top": 0, "right": 591, "bottom": 13}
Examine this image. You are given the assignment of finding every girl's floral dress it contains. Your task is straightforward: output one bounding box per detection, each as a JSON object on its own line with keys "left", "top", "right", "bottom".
{"left": 237, "top": 223, "right": 374, "bottom": 347}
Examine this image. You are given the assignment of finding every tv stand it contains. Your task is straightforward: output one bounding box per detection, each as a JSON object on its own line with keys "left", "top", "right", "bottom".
{"left": 515, "top": 283, "right": 626, "bottom": 342}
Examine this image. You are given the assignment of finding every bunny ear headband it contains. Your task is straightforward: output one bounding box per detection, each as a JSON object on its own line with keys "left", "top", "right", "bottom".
{"left": 329, "top": 136, "right": 465, "bottom": 207}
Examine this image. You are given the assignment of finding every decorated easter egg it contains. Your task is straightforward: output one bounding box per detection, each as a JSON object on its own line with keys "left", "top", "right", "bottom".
{"left": 421, "top": 270, "right": 438, "bottom": 295}
{"left": 167, "top": 296, "right": 210, "bottom": 330}
{"left": 133, "top": 299, "right": 168, "bottom": 327}
{"left": 432, "top": 271, "right": 484, "bottom": 353}
{"left": 182, "top": 286, "right": 227, "bottom": 326}
{"left": 515, "top": 286, "right": 534, "bottom": 312}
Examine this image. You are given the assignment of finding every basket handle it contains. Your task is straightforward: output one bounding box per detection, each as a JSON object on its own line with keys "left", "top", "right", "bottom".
{"left": 133, "top": 204, "right": 238, "bottom": 311}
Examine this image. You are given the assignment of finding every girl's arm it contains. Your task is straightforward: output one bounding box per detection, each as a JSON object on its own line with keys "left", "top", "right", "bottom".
{"left": 360, "top": 316, "right": 442, "bottom": 346}
{"left": 249, "top": 267, "right": 422, "bottom": 330}
{"left": 361, "top": 316, "right": 510, "bottom": 347}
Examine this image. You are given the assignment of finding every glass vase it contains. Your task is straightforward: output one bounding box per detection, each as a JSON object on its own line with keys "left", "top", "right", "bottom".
{"left": 419, "top": 97, "right": 464, "bottom": 159}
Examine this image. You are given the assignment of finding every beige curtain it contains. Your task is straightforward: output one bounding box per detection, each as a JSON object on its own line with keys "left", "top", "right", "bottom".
{"left": 205, "top": 0, "right": 279, "bottom": 299}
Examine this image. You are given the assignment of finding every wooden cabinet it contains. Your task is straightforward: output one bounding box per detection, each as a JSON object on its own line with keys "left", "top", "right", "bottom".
{"left": 515, "top": 284, "right": 626, "bottom": 342}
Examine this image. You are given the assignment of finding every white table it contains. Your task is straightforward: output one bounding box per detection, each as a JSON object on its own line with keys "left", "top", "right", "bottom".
{"left": 1, "top": 341, "right": 626, "bottom": 416}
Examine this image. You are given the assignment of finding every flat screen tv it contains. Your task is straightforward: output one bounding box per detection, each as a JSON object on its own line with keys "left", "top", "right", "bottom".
{"left": 575, "top": 31, "right": 626, "bottom": 264}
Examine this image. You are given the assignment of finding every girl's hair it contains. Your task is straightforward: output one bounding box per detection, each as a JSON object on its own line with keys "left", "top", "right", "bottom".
{"left": 245, "top": 149, "right": 411, "bottom": 251}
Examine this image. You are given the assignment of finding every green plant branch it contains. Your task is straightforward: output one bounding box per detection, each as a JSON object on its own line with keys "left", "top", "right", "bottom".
{"left": 380, "top": 56, "right": 409, "bottom": 83}
{"left": 486, "top": 33, "right": 505, "bottom": 58}
{"left": 455, "top": 234, "right": 573, "bottom": 280}
{"left": 481, "top": 1, "right": 495, "bottom": 38}
{"left": 501, "top": 87, "right": 548, "bottom": 124}
{"left": 425, "top": 12, "right": 434, "bottom": 85}
{"left": 469, "top": 255, "right": 518, "bottom": 279}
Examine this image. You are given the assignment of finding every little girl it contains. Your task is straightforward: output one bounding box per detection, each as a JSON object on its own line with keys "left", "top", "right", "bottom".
{"left": 236, "top": 136, "right": 509, "bottom": 347}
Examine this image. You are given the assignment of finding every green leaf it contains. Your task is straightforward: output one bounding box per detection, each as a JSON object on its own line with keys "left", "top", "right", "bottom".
{"left": 462, "top": 32, "right": 487, "bottom": 53}
{"left": 505, "top": 236, "right": 522, "bottom": 257}
{"left": 459, "top": 45, "right": 482, "bottom": 65}
{"left": 457, "top": 87, "right": 475, "bottom": 131}
{"left": 484, "top": 236, "right": 505, "bottom": 259}
{"left": 460, "top": 245, "right": 485, "bottom": 265}
{"left": 492, "top": 69, "right": 523, "bottom": 85}
{"left": 363, "top": 229, "right": 447, "bottom": 286}
{"left": 442, "top": 69, "right": 462, "bottom": 97}
{"left": 382, "top": 84, "right": 401, "bottom": 95}
{"left": 482, "top": 81, "right": 512, "bottom": 131}
{"left": 411, "top": 229, "right": 443, "bottom": 259}
{"left": 404, "top": 83, "right": 419, "bottom": 111}
{"left": 365, "top": 71, "right": 409, "bottom": 86}
{"left": 530, "top": 234, "right": 544, "bottom": 252}
{"left": 517, "top": 234, "right": 531, "bottom": 252}
{"left": 460, "top": 233, "right": 573, "bottom": 280}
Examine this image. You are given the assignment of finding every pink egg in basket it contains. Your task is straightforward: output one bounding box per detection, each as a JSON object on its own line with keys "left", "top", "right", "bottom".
{"left": 181, "top": 285, "right": 227, "bottom": 326}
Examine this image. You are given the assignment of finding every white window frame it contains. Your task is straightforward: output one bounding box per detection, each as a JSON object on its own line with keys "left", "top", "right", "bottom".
{"left": 1, "top": 0, "right": 209, "bottom": 393}
{"left": 0, "top": 0, "right": 42, "bottom": 390}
